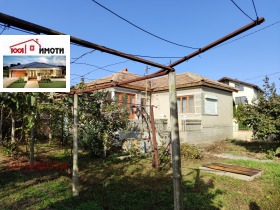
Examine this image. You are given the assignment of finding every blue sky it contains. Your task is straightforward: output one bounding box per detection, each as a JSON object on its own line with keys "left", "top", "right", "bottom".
{"left": 1, "top": 0, "right": 279, "bottom": 90}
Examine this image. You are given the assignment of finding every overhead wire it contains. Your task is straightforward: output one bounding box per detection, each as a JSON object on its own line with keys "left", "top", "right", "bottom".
{"left": 70, "top": 59, "right": 131, "bottom": 82}
{"left": 244, "top": 72, "right": 280, "bottom": 81}
{"left": 71, "top": 49, "right": 96, "bottom": 64}
{"left": 229, "top": 0, "right": 254, "bottom": 21}
{"left": 0, "top": 25, "right": 6, "bottom": 34}
{"left": 76, "top": 60, "right": 130, "bottom": 77}
{"left": 127, "top": 54, "right": 183, "bottom": 59}
{"left": 91, "top": 0, "right": 199, "bottom": 49}
{"left": 251, "top": 0, "right": 259, "bottom": 19}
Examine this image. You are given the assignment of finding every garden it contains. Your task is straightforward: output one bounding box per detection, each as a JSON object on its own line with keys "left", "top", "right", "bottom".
{"left": 0, "top": 78, "right": 279, "bottom": 209}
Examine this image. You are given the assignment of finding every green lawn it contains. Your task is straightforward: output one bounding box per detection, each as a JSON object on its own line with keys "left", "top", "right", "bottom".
{"left": 0, "top": 141, "right": 279, "bottom": 210}
{"left": 39, "top": 81, "right": 66, "bottom": 88}
{"left": 7, "top": 82, "right": 26, "bottom": 88}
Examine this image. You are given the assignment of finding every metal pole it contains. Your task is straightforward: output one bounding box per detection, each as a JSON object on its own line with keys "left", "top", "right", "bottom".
{"left": 150, "top": 105, "right": 159, "bottom": 168}
{"left": 168, "top": 71, "right": 183, "bottom": 210}
{"left": 73, "top": 93, "right": 79, "bottom": 196}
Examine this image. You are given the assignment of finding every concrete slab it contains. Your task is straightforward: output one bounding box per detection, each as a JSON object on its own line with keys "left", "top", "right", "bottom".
{"left": 199, "top": 166, "right": 263, "bottom": 181}
{"left": 24, "top": 81, "right": 39, "bottom": 88}
{"left": 213, "top": 153, "right": 273, "bottom": 163}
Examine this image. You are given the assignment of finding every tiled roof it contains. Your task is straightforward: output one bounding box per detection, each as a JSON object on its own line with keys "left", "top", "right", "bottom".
{"left": 150, "top": 72, "right": 237, "bottom": 91}
{"left": 218, "top": 77, "right": 262, "bottom": 92}
{"left": 86, "top": 68, "right": 146, "bottom": 87}
{"left": 86, "top": 68, "right": 237, "bottom": 92}
{"left": 10, "top": 62, "right": 59, "bottom": 69}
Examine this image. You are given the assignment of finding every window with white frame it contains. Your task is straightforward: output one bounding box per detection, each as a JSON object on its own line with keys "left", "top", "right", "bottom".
{"left": 204, "top": 95, "right": 218, "bottom": 115}
{"left": 235, "top": 96, "right": 247, "bottom": 105}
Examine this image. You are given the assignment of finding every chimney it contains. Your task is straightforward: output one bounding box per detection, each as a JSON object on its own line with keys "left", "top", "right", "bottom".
{"left": 121, "top": 68, "right": 128, "bottom": 72}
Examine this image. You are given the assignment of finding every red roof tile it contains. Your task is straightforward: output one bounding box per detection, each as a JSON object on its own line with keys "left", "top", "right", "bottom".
{"left": 86, "top": 69, "right": 236, "bottom": 92}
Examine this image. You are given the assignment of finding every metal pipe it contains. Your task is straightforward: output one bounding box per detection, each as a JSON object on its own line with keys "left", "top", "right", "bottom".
{"left": 0, "top": 12, "right": 173, "bottom": 71}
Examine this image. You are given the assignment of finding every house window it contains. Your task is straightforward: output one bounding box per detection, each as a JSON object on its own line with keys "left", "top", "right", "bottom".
{"left": 30, "top": 45, "right": 35, "bottom": 51}
{"left": 115, "top": 92, "right": 136, "bottom": 119}
{"left": 235, "top": 96, "right": 247, "bottom": 105}
{"left": 204, "top": 95, "right": 217, "bottom": 115}
{"left": 141, "top": 98, "right": 146, "bottom": 106}
{"left": 177, "top": 95, "right": 194, "bottom": 113}
{"left": 235, "top": 83, "right": 244, "bottom": 91}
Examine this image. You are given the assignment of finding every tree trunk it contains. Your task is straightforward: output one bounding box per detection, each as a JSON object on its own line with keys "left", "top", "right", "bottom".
{"left": 61, "top": 114, "right": 64, "bottom": 145}
{"left": 11, "top": 114, "right": 15, "bottom": 144}
{"left": 49, "top": 114, "right": 52, "bottom": 146}
{"left": 30, "top": 125, "right": 34, "bottom": 165}
{"left": 72, "top": 94, "right": 79, "bottom": 196}
{"left": 0, "top": 107, "right": 3, "bottom": 145}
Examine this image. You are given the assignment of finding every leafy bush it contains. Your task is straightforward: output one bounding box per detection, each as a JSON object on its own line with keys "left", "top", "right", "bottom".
{"left": 266, "top": 149, "right": 276, "bottom": 160}
{"left": 39, "top": 78, "right": 51, "bottom": 83}
{"left": 236, "top": 77, "right": 280, "bottom": 141}
{"left": 180, "top": 144, "right": 203, "bottom": 159}
{"left": 16, "top": 77, "right": 25, "bottom": 83}
{"left": 79, "top": 91, "right": 129, "bottom": 157}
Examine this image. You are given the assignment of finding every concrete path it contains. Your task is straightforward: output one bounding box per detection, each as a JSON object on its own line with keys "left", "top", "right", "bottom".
{"left": 51, "top": 78, "right": 66, "bottom": 81}
{"left": 213, "top": 153, "right": 273, "bottom": 162}
{"left": 3, "top": 78, "right": 18, "bottom": 88}
{"left": 24, "top": 81, "right": 39, "bottom": 88}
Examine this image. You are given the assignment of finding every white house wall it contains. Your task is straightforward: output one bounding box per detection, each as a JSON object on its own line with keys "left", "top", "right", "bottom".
{"left": 151, "top": 87, "right": 203, "bottom": 131}
{"left": 228, "top": 81, "right": 258, "bottom": 104}
{"left": 151, "top": 86, "right": 233, "bottom": 145}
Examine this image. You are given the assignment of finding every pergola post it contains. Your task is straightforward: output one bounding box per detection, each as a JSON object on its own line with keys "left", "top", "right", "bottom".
{"left": 168, "top": 71, "right": 183, "bottom": 210}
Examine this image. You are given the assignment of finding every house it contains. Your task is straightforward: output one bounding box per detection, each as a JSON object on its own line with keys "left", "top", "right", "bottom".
{"left": 218, "top": 77, "right": 262, "bottom": 105}
{"left": 86, "top": 68, "right": 237, "bottom": 145}
{"left": 8, "top": 62, "right": 64, "bottom": 78}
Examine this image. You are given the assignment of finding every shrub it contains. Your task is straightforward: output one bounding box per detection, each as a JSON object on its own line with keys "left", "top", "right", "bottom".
{"left": 16, "top": 77, "right": 25, "bottom": 83}
{"left": 236, "top": 77, "right": 280, "bottom": 141}
{"left": 39, "top": 78, "right": 51, "bottom": 83}
{"left": 180, "top": 144, "right": 203, "bottom": 159}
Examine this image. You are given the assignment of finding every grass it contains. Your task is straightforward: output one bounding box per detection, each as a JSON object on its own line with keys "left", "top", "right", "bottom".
{"left": 0, "top": 140, "right": 279, "bottom": 209}
{"left": 39, "top": 81, "right": 66, "bottom": 88}
{"left": 7, "top": 81, "right": 26, "bottom": 88}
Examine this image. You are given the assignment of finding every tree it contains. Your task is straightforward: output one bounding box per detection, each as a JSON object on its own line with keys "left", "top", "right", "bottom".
{"left": 79, "top": 91, "right": 129, "bottom": 157}
{"left": 237, "top": 76, "right": 280, "bottom": 141}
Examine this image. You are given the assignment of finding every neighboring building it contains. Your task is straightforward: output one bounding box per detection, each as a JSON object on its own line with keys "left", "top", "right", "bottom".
{"left": 218, "top": 77, "right": 262, "bottom": 105}
{"left": 8, "top": 62, "right": 63, "bottom": 78}
{"left": 86, "top": 68, "right": 237, "bottom": 145}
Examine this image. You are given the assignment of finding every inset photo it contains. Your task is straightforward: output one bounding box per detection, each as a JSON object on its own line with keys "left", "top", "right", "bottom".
{"left": 3, "top": 55, "right": 66, "bottom": 90}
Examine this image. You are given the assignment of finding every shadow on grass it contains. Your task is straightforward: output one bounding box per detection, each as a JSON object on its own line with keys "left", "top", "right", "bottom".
{"left": 249, "top": 201, "right": 261, "bottom": 210}
{"left": 44, "top": 158, "right": 222, "bottom": 210}
{"left": 230, "top": 139, "right": 279, "bottom": 154}
{"left": 0, "top": 144, "right": 223, "bottom": 209}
